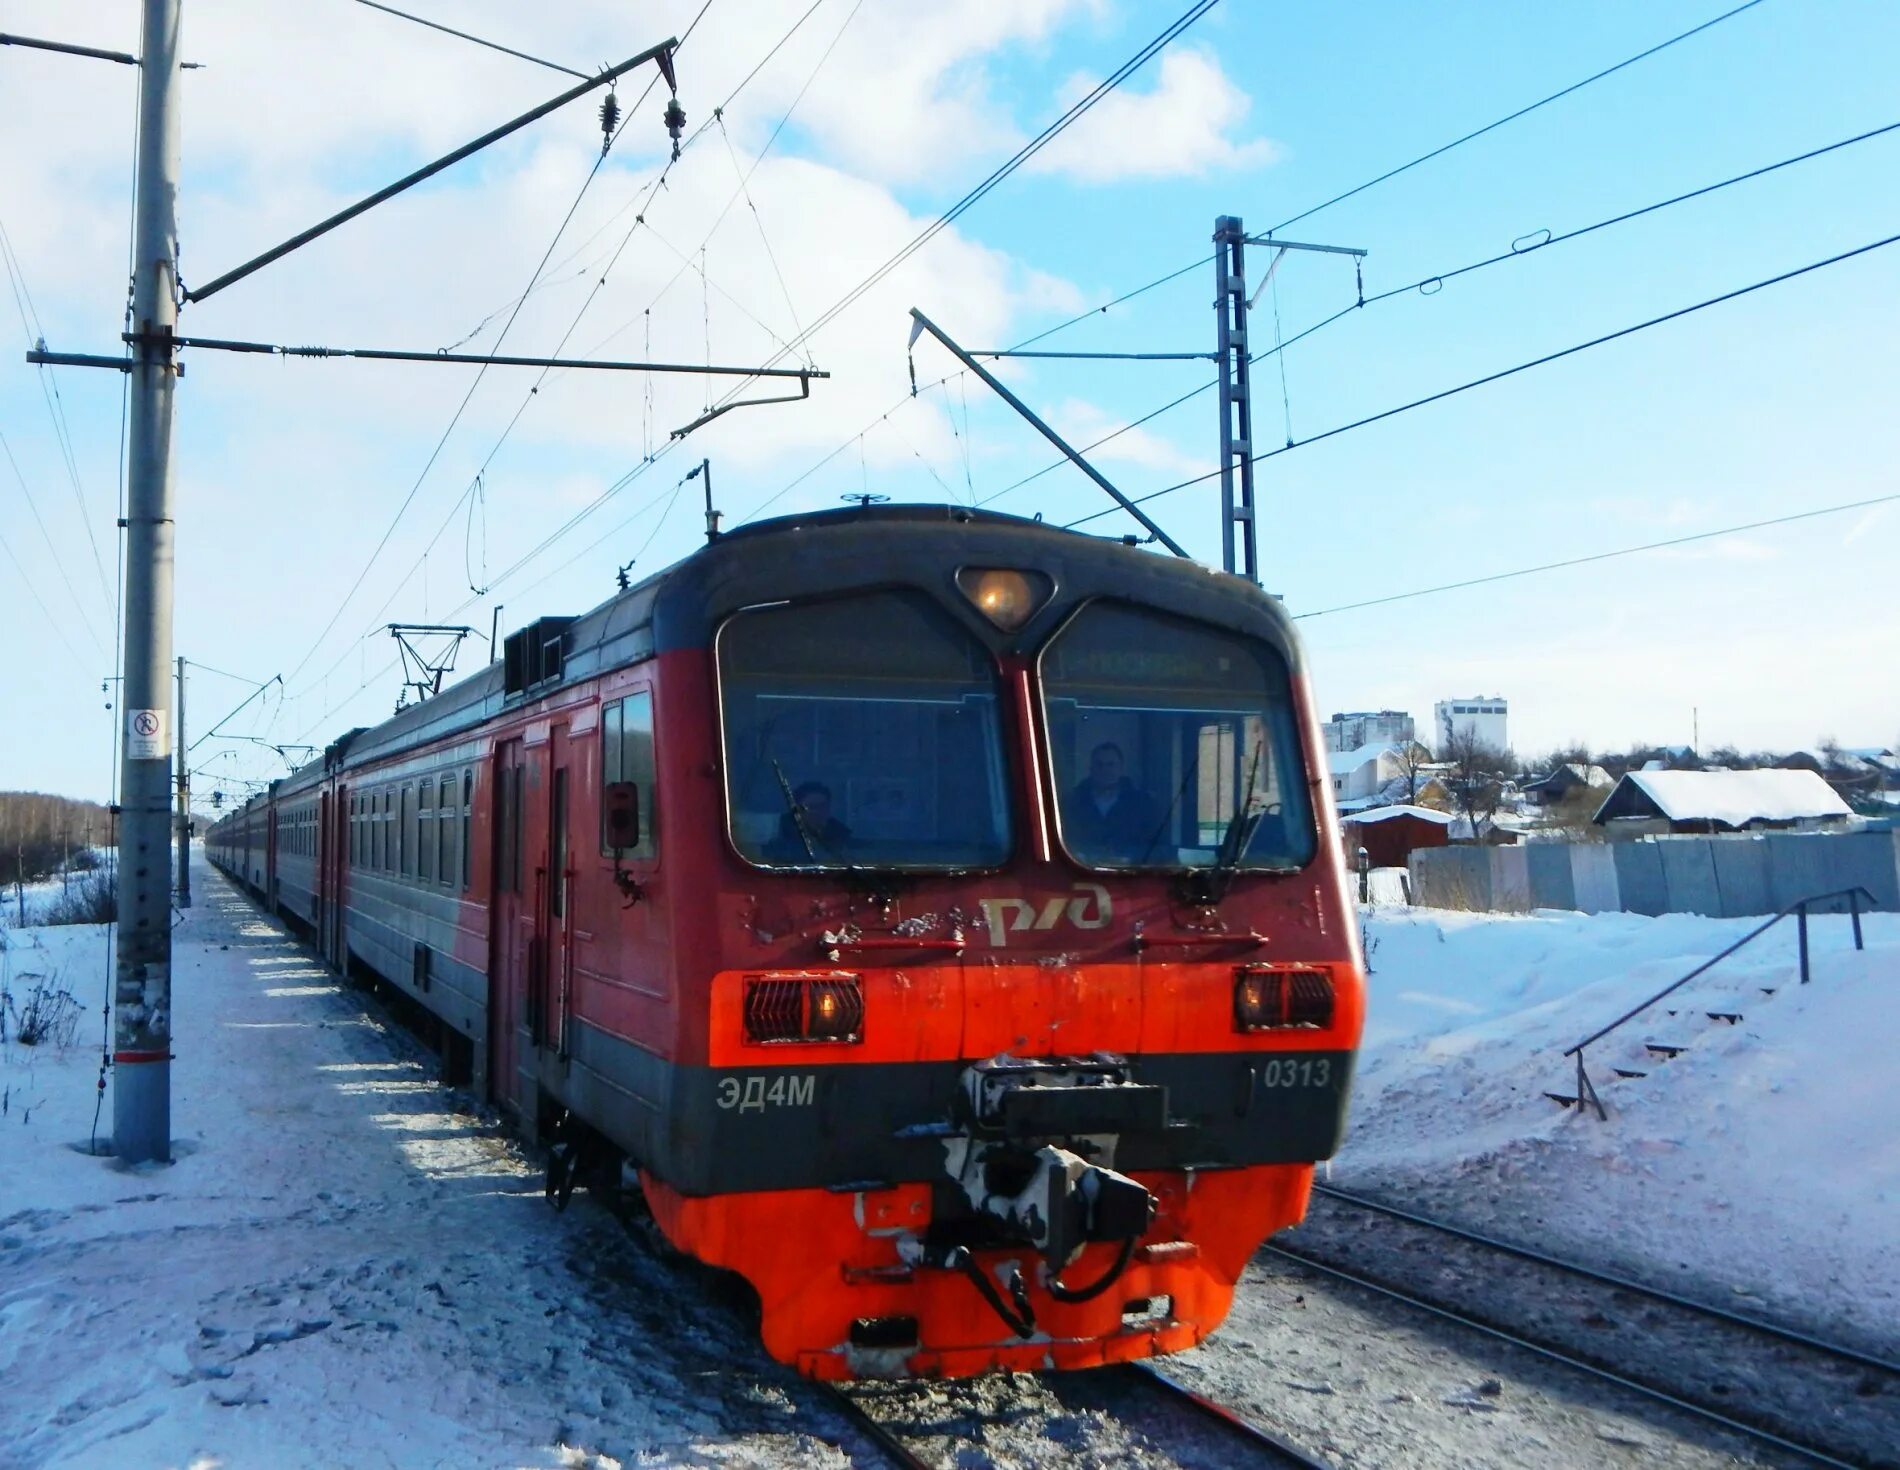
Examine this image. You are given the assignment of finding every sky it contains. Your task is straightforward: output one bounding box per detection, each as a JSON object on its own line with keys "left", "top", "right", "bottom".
{"left": 1, "top": 0, "right": 1896, "bottom": 806}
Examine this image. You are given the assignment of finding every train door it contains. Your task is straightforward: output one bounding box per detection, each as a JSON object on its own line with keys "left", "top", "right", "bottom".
{"left": 315, "top": 792, "right": 330, "bottom": 951}
{"left": 541, "top": 724, "right": 576, "bottom": 1059}
{"left": 487, "top": 739, "right": 535, "bottom": 1118}
{"left": 266, "top": 806, "right": 279, "bottom": 913}
{"left": 325, "top": 784, "right": 348, "bottom": 966}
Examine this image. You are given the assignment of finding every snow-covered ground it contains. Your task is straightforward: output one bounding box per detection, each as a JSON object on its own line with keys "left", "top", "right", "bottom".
{"left": 0, "top": 866, "right": 865, "bottom": 1470}
{"left": 1336, "top": 902, "right": 1900, "bottom": 1354}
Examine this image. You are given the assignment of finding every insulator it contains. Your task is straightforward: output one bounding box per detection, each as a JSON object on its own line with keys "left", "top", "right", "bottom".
{"left": 663, "top": 97, "right": 686, "bottom": 161}
{"left": 598, "top": 91, "right": 620, "bottom": 150}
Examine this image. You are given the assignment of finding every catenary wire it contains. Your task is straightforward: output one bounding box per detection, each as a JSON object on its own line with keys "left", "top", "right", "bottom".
{"left": 353, "top": 0, "right": 864, "bottom": 631}
{"left": 697, "top": 0, "right": 1223, "bottom": 423}
{"left": 351, "top": 0, "right": 588, "bottom": 77}
{"left": 954, "top": 0, "right": 1775, "bottom": 363}
{"left": 0, "top": 215, "right": 115, "bottom": 607}
{"left": 1294, "top": 493, "right": 1900, "bottom": 621}
{"left": 1066, "top": 228, "right": 1900, "bottom": 530}
{"left": 0, "top": 423, "right": 107, "bottom": 653}
{"left": 299, "top": 0, "right": 831, "bottom": 702}
{"left": 1269, "top": 0, "right": 1770, "bottom": 234}
{"left": 980, "top": 117, "right": 1899, "bottom": 514}
{"left": 280, "top": 5, "right": 714, "bottom": 694}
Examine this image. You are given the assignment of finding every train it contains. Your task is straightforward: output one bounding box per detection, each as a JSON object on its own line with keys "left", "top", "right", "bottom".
{"left": 207, "top": 503, "right": 1366, "bottom": 1380}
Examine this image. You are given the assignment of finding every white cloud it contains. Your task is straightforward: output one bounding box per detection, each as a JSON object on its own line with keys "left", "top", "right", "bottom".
{"left": 1022, "top": 47, "right": 1278, "bottom": 184}
{"left": 1049, "top": 397, "right": 1205, "bottom": 479}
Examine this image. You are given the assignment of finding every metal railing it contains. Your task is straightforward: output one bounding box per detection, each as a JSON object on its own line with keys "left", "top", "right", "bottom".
{"left": 1561, "top": 886, "right": 1874, "bottom": 1121}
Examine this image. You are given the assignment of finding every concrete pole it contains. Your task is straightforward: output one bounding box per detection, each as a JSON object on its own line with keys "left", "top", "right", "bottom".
{"left": 176, "top": 656, "right": 190, "bottom": 907}
{"left": 113, "top": 0, "right": 182, "bottom": 1164}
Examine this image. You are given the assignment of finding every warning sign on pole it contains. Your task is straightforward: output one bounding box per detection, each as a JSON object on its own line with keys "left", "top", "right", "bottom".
{"left": 127, "top": 708, "right": 170, "bottom": 760}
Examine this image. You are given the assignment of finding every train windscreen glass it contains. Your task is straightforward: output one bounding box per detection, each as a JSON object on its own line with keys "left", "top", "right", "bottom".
{"left": 1041, "top": 600, "right": 1317, "bottom": 871}
{"left": 718, "top": 589, "right": 1012, "bottom": 869}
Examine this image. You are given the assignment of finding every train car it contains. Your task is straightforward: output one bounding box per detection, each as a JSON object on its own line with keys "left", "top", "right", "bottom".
{"left": 207, "top": 504, "right": 1365, "bottom": 1381}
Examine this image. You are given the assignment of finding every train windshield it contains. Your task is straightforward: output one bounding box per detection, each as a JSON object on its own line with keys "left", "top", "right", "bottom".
{"left": 718, "top": 589, "right": 1012, "bottom": 870}
{"left": 1041, "top": 601, "right": 1317, "bottom": 871}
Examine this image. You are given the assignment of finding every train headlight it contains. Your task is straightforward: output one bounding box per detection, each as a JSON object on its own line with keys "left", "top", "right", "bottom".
{"left": 956, "top": 567, "right": 1052, "bottom": 632}
{"left": 743, "top": 974, "right": 864, "bottom": 1044}
{"left": 1234, "top": 966, "right": 1334, "bottom": 1031}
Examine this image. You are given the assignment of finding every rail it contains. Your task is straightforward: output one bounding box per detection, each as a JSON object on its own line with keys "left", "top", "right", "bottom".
{"left": 1560, "top": 885, "right": 1874, "bottom": 1121}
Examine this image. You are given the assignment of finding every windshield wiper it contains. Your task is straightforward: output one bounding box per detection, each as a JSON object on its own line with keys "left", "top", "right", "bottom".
{"left": 1178, "top": 738, "right": 1267, "bottom": 904}
{"left": 770, "top": 757, "right": 819, "bottom": 861}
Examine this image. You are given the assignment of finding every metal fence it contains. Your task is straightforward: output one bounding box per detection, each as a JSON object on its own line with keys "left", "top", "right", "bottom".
{"left": 1407, "top": 831, "right": 1900, "bottom": 918}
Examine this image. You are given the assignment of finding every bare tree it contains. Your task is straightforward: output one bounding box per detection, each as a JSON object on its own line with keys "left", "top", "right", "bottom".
{"left": 1392, "top": 740, "right": 1435, "bottom": 803}
{"left": 1441, "top": 729, "right": 1514, "bottom": 840}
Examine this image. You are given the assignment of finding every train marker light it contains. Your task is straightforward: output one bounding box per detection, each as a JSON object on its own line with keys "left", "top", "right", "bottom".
{"left": 956, "top": 567, "right": 1052, "bottom": 632}
{"left": 1234, "top": 967, "right": 1334, "bottom": 1031}
{"left": 743, "top": 974, "right": 865, "bottom": 1044}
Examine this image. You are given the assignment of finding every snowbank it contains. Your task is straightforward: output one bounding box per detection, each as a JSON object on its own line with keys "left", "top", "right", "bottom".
{"left": 1338, "top": 905, "right": 1900, "bottom": 1353}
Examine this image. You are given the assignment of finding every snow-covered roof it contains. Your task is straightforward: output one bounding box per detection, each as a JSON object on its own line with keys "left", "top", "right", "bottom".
{"left": 1327, "top": 741, "right": 1400, "bottom": 776}
{"left": 1341, "top": 804, "right": 1457, "bottom": 827}
{"left": 1597, "top": 769, "right": 1853, "bottom": 826}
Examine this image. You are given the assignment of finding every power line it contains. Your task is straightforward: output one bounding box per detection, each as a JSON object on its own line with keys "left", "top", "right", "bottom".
{"left": 1068, "top": 228, "right": 1900, "bottom": 528}
{"left": 356, "top": 0, "right": 861, "bottom": 629}
{"left": 0, "top": 518, "right": 84, "bottom": 661}
{"left": 696, "top": 0, "right": 1223, "bottom": 423}
{"left": 302, "top": 0, "right": 835, "bottom": 702}
{"left": 351, "top": 0, "right": 588, "bottom": 78}
{"left": 986, "top": 1, "right": 1775, "bottom": 363}
{"left": 1360, "top": 118, "right": 1900, "bottom": 309}
{"left": 0, "top": 214, "right": 114, "bottom": 606}
{"left": 1295, "top": 493, "right": 1899, "bottom": 620}
{"left": 1004, "top": 254, "right": 1214, "bottom": 355}
{"left": 0, "top": 422, "right": 107, "bottom": 652}
{"left": 281, "top": 8, "right": 712, "bottom": 693}
{"left": 1269, "top": 0, "right": 1770, "bottom": 234}
{"left": 986, "top": 116, "right": 1900, "bottom": 512}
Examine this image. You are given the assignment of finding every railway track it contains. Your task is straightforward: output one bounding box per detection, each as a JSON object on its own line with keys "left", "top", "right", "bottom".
{"left": 822, "top": 1361, "right": 1336, "bottom": 1469}
{"left": 1272, "top": 1182, "right": 1899, "bottom": 1469}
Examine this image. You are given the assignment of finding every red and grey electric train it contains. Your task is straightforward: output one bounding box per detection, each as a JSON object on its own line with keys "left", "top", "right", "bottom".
{"left": 208, "top": 504, "right": 1365, "bottom": 1380}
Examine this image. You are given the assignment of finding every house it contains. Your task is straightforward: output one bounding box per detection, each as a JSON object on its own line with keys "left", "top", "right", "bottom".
{"left": 1328, "top": 742, "right": 1411, "bottom": 802}
{"left": 1340, "top": 804, "right": 1454, "bottom": 868}
{"left": 1591, "top": 769, "right": 1853, "bottom": 836}
{"left": 1521, "top": 763, "right": 1613, "bottom": 807}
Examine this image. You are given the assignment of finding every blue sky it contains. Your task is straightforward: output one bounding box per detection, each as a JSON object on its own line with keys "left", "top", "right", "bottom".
{"left": 2, "top": 0, "right": 1895, "bottom": 806}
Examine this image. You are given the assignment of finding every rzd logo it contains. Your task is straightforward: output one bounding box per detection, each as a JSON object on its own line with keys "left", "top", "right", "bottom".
{"left": 978, "top": 884, "right": 1111, "bottom": 947}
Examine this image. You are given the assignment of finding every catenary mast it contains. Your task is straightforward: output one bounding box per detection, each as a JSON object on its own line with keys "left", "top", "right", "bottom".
{"left": 114, "top": 0, "right": 183, "bottom": 1164}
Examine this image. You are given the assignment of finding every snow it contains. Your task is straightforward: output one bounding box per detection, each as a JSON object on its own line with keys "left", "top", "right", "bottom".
{"left": 1340, "top": 805, "right": 1454, "bottom": 827}
{"left": 7, "top": 856, "right": 1898, "bottom": 1465}
{"left": 0, "top": 862, "right": 859, "bottom": 1469}
{"left": 1338, "top": 903, "right": 1900, "bottom": 1354}
{"left": 1603, "top": 768, "right": 1853, "bottom": 826}
{"left": 1328, "top": 742, "right": 1401, "bottom": 777}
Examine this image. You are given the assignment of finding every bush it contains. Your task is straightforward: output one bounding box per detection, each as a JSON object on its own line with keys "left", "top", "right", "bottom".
{"left": 2, "top": 971, "right": 81, "bottom": 1047}
{"left": 42, "top": 870, "right": 116, "bottom": 926}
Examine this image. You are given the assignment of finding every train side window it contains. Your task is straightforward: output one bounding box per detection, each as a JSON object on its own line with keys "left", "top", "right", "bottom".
{"left": 600, "top": 691, "right": 656, "bottom": 859}
{"left": 374, "top": 791, "right": 386, "bottom": 871}
{"left": 418, "top": 781, "right": 435, "bottom": 883}
{"left": 400, "top": 784, "right": 414, "bottom": 879}
{"left": 460, "top": 771, "right": 472, "bottom": 890}
{"left": 437, "top": 774, "right": 454, "bottom": 888}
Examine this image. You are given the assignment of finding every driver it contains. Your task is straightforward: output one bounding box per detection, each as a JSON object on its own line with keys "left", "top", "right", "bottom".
{"left": 767, "top": 780, "right": 852, "bottom": 861}
{"left": 1066, "top": 742, "right": 1160, "bottom": 862}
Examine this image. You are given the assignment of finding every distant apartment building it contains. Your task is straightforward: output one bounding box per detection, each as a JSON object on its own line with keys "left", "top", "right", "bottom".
{"left": 1434, "top": 696, "right": 1508, "bottom": 755}
{"left": 1322, "top": 709, "right": 1415, "bottom": 754}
